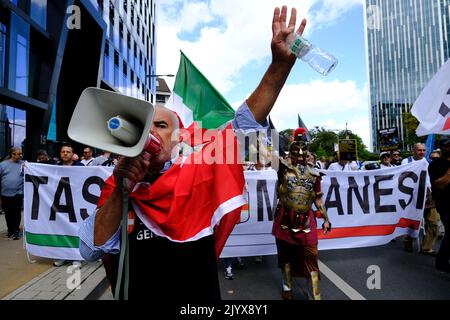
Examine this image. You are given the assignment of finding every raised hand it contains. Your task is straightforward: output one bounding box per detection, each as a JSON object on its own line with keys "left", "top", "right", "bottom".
{"left": 271, "top": 6, "right": 307, "bottom": 66}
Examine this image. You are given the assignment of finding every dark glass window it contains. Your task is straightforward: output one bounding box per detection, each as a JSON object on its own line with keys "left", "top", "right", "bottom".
{"left": 130, "top": 2, "right": 135, "bottom": 26}
{"left": 137, "top": 18, "right": 140, "bottom": 37}
{"left": 122, "top": 60, "right": 128, "bottom": 94}
{"left": 114, "top": 49, "right": 119, "bottom": 88}
{"left": 103, "top": 41, "right": 110, "bottom": 82}
{"left": 0, "top": 19, "right": 7, "bottom": 88}
{"left": 123, "top": 0, "right": 127, "bottom": 13}
{"left": 30, "top": 0, "right": 47, "bottom": 30}
{"left": 11, "top": 0, "right": 30, "bottom": 13}
{"left": 8, "top": 13, "right": 29, "bottom": 96}
{"left": 0, "top": 104, "right": 26, "bottom": 159}
{"left": 97, "top": 0, "right": 104, "bottom": 15}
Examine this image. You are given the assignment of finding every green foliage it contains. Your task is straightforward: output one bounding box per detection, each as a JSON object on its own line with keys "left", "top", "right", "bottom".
{"left": 308, "top": 128, "right": 338, "bottom": 157}
{"left": 403, "top": 112, "right": 426, "bottom": 148}
{"left": 307, "top": 127, "right": 374, "bottom": 161}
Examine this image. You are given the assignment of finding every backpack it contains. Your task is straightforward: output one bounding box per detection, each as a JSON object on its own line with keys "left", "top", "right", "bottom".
{"left": 101, "top": 158, "right": 115, "bottom": 167}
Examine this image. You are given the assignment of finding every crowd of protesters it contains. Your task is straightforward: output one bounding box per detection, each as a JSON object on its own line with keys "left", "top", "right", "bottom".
{"left": 0, "top": 136, "right": 448, "bottom": 289}
{"left": 0, "top": 144, "right": 117, "bottom": 243}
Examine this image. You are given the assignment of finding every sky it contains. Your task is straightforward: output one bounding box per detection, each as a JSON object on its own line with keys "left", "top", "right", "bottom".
{"left": 155, "top": 0, "right": 371, "bottom": 149}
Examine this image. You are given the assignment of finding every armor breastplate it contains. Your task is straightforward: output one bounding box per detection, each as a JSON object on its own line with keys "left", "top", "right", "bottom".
{"left": 278, "top": 163, "right": 317, "bottom": 213}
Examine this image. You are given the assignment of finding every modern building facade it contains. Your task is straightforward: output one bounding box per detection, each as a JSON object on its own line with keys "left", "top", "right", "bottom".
{"left": 365, "top": 0, "right": 450, "bottom": 151}
{"left": 155, "top": 77, "right": 170, "bottom": 107}
{"left": 0, "top": 0, "right": 157, "bottom": 160}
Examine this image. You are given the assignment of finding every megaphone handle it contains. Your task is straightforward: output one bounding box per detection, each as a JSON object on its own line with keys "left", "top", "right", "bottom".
{"left": 115, "top": 179, "right": 130, "bottom": 300}
{"left": 123, "top": 177, "right": 135, "bottom": 192}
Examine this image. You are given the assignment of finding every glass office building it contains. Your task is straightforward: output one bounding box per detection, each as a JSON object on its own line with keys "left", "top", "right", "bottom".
{"left": 365, "top": 0, "right": 450, "bottom": 151}
{"left": 0, "top": 0, "right": 157, "bottom": 159}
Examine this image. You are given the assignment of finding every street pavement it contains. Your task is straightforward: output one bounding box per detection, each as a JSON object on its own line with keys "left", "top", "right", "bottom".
{"left": 0, "top": 213, "right": 108, "bottom": 300}
{"left": 217, "top": 238, "right": 450, "bottom": 300}
{"left": 1, "top": 211, "right": 449, "bottom": 300}
{"left": 0, "top": 212, "right": 53, "bottom": 299}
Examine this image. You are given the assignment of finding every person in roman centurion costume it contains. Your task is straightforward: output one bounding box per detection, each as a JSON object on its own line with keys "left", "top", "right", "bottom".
{"left": 272, "top": 127, "right": 331, "bottom": 300}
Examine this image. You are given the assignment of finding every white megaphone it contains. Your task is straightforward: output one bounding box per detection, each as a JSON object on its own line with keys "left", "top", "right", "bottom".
{"left": 68, "top": 87, "right": 161, "bottom": 158}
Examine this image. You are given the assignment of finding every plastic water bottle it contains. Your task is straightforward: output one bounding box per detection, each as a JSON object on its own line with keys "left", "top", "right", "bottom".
{"left": 288, "top": 33, "right": 338, "bottom": 76}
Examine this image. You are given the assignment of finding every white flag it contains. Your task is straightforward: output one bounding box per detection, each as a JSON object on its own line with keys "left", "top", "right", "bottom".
{"left": 411, "top": 59, "right": 450, "bottom": 136}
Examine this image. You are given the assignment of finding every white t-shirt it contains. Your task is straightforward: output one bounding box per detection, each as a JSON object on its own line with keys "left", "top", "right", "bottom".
{"left": 80, "top": 158, "right": 94, "bottom": 166}
{"left": 401, "top": 156, "right": 417, "bottom": 165}
{"left": 327, "top": 161, "right": 358, "bottom": 171}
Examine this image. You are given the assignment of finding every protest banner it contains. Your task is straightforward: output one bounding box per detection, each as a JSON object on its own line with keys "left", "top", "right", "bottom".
{"left": 23, "top": 161, "right": 429, "bottom": 259}
{"left": 338, "top": 139, "right": 358, "bottom": 161}
{"left": 222, "top": 160, "right": 429, "bottom": 256}
{"left": 23, "top": 163, "right": 113, "bottom": 260}
{"left": 378, "top": 127, "right": 400, "bottom": 151}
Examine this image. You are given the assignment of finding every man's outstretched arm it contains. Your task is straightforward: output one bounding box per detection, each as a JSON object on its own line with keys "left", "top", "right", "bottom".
{"left": 246, "top": 6, "right": 306, "bottom": 123}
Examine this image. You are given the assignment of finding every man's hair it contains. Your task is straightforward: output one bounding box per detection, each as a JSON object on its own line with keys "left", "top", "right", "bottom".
{"left": 60, "top": 144, "right": 73, "bottom": 152}
{"left": 413, "top": 143, "right": 426, "bottom": 150}
{"left": 9, "top": 147, "right": 21, "bottom": 156}
{"left": 36, "top": 149, "right": 48, "bottom": 157}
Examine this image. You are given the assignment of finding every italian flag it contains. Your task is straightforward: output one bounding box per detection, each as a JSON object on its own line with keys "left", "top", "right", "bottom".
{"left": 165, "top": 51, "right": 236, "bottom": 129}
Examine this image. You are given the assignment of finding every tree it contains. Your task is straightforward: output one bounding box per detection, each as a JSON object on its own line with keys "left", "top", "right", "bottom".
{"left": 308, "top": 128, "right": 338, "bottom": 157}
{"left": 403, "top": 112, "right": 426, "bottom": 149}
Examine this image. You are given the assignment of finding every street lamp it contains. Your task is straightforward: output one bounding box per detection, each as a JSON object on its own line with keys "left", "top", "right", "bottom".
{"left": 146, "top": 74, "right": 175, "bottom": 78}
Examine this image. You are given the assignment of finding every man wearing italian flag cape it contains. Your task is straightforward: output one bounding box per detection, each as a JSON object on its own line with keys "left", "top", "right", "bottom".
{"left": 80, "top": 5, "right": 307, "bottom": 300}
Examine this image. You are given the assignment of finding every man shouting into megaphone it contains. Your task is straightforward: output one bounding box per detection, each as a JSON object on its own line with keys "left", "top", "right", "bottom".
{"left": 79, "top": 6, "right": 307, "bottom": 301}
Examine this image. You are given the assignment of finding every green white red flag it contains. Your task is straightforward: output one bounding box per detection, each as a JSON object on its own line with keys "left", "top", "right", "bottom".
{"left": 165, "top": 51, "right": 235, "bottom": 129}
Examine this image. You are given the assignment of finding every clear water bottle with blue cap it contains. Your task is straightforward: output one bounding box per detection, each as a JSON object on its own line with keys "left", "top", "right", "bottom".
{"left": 288, "top": 33, "right": 337, "bottom": 76}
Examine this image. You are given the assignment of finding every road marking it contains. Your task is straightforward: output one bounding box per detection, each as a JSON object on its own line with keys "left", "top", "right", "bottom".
{"left": 318, "top": 260, "right": 366, "bottom": 300}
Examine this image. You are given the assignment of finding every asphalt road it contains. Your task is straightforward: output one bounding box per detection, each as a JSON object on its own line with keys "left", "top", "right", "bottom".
{"left": 218, "top": 238, "right": 450, "bottom": 300}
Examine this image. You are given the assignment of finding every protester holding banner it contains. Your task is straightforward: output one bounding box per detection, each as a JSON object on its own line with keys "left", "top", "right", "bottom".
{"left": 0, "top": 148, "right": 24, "bottom": 240}
{"left": 272, "top": 131, "right": 331, "bottom": 300}
{"left": 79, "top": 6, "right": 308, "bottom": 300}
{"left": 390, "top": 150, "right": 402, "bottom": 166}
{"left": 379, "top": 152, "right": 393, "bottom": 168}
{"left": 54, "top": 144, "right": 84, "bottom": 266}
{"left": 36, "top": 150, "right": 56, "bottom": 164}
{"left": 428, "top": 136, "right": 450, "bottom": 272}
{"left": 401, "top": 143, "right": 426, "bottom": 165}
{"left": 80, "top": 147, "right": 95, "bottom": 166}
{"left": 401, "top": 143, "right": 428, "bottom": 252}
{"left": 57, "top": 144, "right": 84, "bottom": 167}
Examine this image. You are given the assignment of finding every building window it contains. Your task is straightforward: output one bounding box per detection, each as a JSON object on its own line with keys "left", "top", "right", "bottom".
{"left": 8, "top": 13, "right": 29, "bottom": 96}
{"left": 137, "top": 18, "right": 140, "bottom": 37}
{"left": 103, "top": 41, "right": 110, "bottom": 82}
{"left": 114, "top": 50, "right": 119, "bottom": 88}
{"left": 122, "top": 60, "right": 128, "bottom": 95}
{"left": 30, "top": 0, "right": 47, "bottom": 30}
{"left": 11, "top": 0, "right": 30, "bottom": 13}
{"left": 119, "top": 18, "right": 124, "bottom": 53}
{"left": 0, "top": 20, "right": 7, "bottom": 88}
{"left": 130, "top": 2, "right": 135, "bottom": 26}
{"left": 156, "top": 95, "right": 166, "bottom": 104}
{"left": 123, "top": 0, "right": 127, "bottom": 13}
{"left": 0, "top": 104, "right": 26, "bottom": 159}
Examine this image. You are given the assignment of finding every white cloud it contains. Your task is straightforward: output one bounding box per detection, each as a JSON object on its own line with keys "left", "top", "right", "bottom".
{"left": 156, "top": 1, "right": 371, "bottom": 149}
{"left": 310, "top": 0, "right": 364, "bottom": 28}
{"left": 156, "top": 0, "right": 364, "bottom": 93}
{"left": 157, "top": 0, "right": 315, "bottom": 91}
{"left": 262, "top": 80, "right": 371, "bottom": 149}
